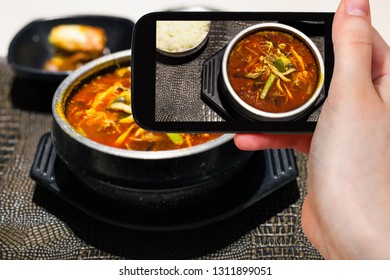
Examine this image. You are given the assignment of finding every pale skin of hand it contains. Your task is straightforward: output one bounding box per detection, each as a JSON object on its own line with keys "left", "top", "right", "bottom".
{"left": 234, "top": 0, "right": 390, "bottom": 259}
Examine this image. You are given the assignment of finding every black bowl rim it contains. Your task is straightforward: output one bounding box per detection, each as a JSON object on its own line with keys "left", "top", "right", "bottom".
{"left": 7, "top": 14, "right": 135, "bottom": 81}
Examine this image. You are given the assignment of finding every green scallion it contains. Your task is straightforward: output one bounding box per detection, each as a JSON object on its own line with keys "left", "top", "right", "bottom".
{"left": 260, "top": 73, "right": 276, "bottom": 100}
{"left": 167, "top": 133, "right": 185, "bottom": 145}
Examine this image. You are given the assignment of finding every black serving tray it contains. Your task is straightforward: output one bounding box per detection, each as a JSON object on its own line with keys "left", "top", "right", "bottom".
{"left": 30, "top": 133, "right": 298, "bottom": 231}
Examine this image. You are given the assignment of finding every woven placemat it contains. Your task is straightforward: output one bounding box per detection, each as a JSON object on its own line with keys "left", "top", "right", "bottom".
{"left": 0, "top": 58, "right": 322, "bottom": 259}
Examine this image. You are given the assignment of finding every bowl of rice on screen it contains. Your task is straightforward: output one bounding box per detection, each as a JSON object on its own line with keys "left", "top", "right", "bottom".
{"left": 156, "top": 20, "right": 211, "bottom": 57}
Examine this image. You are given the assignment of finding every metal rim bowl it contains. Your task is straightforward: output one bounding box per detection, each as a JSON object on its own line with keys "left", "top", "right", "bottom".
{"left": 53, "top": 50, "right": 235, "bottom": 161}
{"left": 221, "top": 23, "right": 325, "bottom": 121}
{"left": 51, "top": 50, "right": 253, "bottom": 210}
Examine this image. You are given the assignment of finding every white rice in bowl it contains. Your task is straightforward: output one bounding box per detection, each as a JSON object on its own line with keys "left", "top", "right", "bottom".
{"left": 156, "top": 21, "right": 211, "bottom": 53}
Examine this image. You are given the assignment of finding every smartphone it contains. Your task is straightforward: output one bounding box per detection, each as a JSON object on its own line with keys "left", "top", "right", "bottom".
{"left": 131, "top": 12, "right": 334, "bottom": 133}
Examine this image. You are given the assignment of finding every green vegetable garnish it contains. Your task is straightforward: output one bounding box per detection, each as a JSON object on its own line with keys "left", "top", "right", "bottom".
{"left": 259, "top": 73, "right": 276, "bottom": 100}
{"left": 273, "top": 59, "right": 287, "bottom": 73}
{"left": 167, "top": 133, "right": 185, "bottom": 145}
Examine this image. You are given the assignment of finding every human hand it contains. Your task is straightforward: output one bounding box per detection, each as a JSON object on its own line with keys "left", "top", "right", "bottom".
{"left": 235, "top": 0, "right": 390, "bottom": 259}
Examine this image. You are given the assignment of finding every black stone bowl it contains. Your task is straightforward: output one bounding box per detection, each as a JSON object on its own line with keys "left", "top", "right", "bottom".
{"left": 52, "top": 50, "right": 254, "bottom": 210}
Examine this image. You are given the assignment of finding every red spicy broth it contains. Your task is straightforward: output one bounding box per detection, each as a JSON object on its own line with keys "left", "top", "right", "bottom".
{"left": 227, "top": 30, "right": 319, "bottom": 113}
{"left": 65, "top": 67, "right": 221, "bottom": 151}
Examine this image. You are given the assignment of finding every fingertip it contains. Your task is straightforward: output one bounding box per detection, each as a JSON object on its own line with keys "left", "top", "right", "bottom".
{"left": 233, "top": 134, "right": 259, "bottom": 151}
{"left": 344, "top": 0, "right": 370, "bottom": 17}
{"left": 234, "top": 134, "right": 312, "bottom": 154}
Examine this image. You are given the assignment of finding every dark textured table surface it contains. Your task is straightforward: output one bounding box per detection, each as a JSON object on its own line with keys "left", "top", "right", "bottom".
{"left": 0, "top": 58, "right": 322, "bottom": 259}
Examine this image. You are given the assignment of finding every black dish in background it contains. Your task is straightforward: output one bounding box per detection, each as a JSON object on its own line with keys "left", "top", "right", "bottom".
{"left": 10, "top": 76, "right": 57, "bottom": 113}
{"left": 7, "top": 15, "right": 134, "bottom": 83}
{"left": 30, "top": 133, "right": 299, "bottom": 232}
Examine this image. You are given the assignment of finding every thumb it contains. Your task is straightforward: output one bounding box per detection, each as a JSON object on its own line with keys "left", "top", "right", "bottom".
{"left": 331, "top": 0, "right": 373, "bottom": 93}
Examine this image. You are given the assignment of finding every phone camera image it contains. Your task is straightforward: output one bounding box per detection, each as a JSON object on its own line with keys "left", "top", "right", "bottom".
{"left": 131, "top": 12, "right": 334, "bottom": 132}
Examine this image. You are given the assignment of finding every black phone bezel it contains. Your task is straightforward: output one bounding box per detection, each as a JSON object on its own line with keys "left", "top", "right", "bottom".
{"left": 131, "top": 11, "right": 334, "bottom": 133}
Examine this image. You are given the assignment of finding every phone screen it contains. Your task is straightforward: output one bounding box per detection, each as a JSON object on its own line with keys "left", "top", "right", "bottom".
{"left": 131, "top": 12, "right": 334, "bottom": 132}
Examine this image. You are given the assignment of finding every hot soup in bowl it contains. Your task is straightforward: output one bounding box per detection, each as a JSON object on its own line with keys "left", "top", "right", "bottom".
{"left": 52, "top": 50, "right": 252, "bottom": 195}
{"left": 65, "top": 66, "right": 220, "bottom": 151}
{"left": 222, "top": 23, "right": 324, "bottom": 121}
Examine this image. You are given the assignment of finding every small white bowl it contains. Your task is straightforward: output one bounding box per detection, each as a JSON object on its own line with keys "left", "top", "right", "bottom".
{"left": 156, "top": 20, "right": 211, "bottom": 57}
{"left": 221, "top": 23, "right": 324, "bottom": 121}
